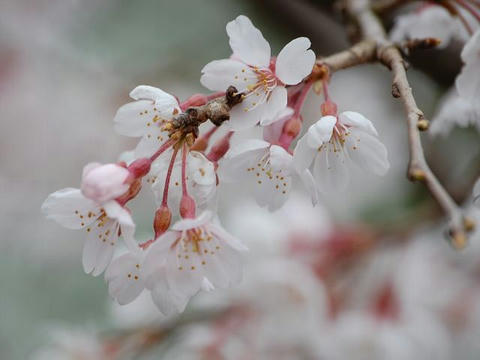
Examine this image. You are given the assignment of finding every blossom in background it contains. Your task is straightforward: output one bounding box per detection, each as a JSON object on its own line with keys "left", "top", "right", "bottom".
{"left": 219, "top": 139, "right": 293, "bottom": 211}
{"left": 293, "top": 111, "right": 389, "bottom": 192}
{"left": 201, "top": 15, "right": 315, "bottom": 130}
{"left": 41, "top": 187, "right": 136, "bottom": 276}
{"left": 474, "top": 178, "right": 480, "bottom": 206}
{"left": 142, "top": 211, "right": 247, "bottom": 315}
{"left": 390, "top": 5, "right": 465, "bottom": 48}
{"left": 114, "top": 85, "right": 180, "bottom": 158}
{"left": 456, "top": 30, "right": 480, "bottom": 109}
{"left": 430, "top": 88, "right": 480, "bottom": 136}
{"left": 151, "top": 150, "right": 216, "bottom": 214}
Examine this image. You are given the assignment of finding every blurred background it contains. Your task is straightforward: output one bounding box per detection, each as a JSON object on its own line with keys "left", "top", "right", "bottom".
{"left": 1, "top": 0, "right": 480, "bottom": 359}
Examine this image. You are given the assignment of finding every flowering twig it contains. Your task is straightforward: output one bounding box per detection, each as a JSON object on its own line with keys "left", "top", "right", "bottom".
{"left": 342, "top": 0, "right": 472, "bottom": 248}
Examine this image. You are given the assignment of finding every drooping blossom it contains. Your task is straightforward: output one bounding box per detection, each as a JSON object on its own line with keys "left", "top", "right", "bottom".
{"left": 390, "top": 5, "right": 466, "bottom": 48}
{"left": 201, "top": 15, "right": 315, "bottom": 130}
{"left": 142, "top": 211, "right": 247, "bottom": 315}
{"left": 430, "top": 88, "right": 480, "bottom": 136}
{"left": 42, "top": 188, "right": 136, "bottom": 276}
{"left": 293, "top": 111, "right": 389, "bottom": 192}
{"left": 150, "top": 150, "right": 217, "bottom": 214}
{"left": 81, "top": 162, "right": 130, "bottom": 203}
{"left": 113, "top": 85, "right": 180, "bottom": 158}
{"left": 219, "top": 139, "right": 293, "bottom": 211}
{"left": 456, "top": 30, "right": 480, "bottom": 109}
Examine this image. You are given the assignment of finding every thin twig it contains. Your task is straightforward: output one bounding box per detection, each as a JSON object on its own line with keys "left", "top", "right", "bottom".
{"left": 343, "top": 0, "right": 470, "bottom": 248}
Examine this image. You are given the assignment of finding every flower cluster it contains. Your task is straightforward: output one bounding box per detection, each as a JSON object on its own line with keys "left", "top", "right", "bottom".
{"left": 42, "top": 15, "right": 390, "bottom": 315}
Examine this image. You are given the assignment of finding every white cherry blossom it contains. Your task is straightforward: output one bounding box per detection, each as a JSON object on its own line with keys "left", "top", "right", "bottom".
{"left": 113, "top": 85, "right": 180, "bottom": 158}
{"left": 219, "top": 139, "right": 293, "bottom": 211}
{"left": 150, "top": 150, "right": 217, "bottom": 214}
{"left": 41, "top": 188, "right": 136, "bottom": 276}
{"left": 201, "top": 15, "right": 315, "bottom": 130}
{"left": 456, "top": 30, "right": 480, "bottom": 109}
{"left": 390, "top": 6, "right": 460, "bottom": 49}
{"left": 142, "top": 211, "right": 247, "bottom": 315}
{"left": 293, "top": 111, "right": 389, "bottom": 192}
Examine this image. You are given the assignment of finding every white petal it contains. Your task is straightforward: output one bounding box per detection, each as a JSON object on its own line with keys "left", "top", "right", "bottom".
{"left": 189, "top": 152, "right": 216, "bottom": 186}
{"left": 166, "top": 248, "right": 203, "bottom": 298}
{"left": 339, "top": 111, "right": 378, "bottom": 136}
{"left": 151, "top": 283, "right": 188, "bottom": 315}
{"left": 346, "top": 129, "right": 390, "bottom": 176}
{"left": 134, "top": 127, "right": 169, "bottom": 158}
{"left": 208, "top": 224, "right": 248, "bottom": 252}
{"left": 461, "top": 29, "right": 480, "bottom": 62}
{"left": 130, "top": 85, "right": 177, "bottom": 105}
{"left": 225, "top": 139, "right": 270, "bottom": 159}
{"left": 219, "top": 145, "right": 266, "bottom": 183}
{"left": 82, "top": 220, "right": 117, "bottom": 276}
{"left": 292, "top": 135, "right": 317, "bottom": 173}
{"left": 299, "top": 169, "right": 319, "bottom": 206}
{"left": 269, "top": 145, "right": 293, "bottom": 174}
{"left": 200, "top": 59, "right": 256, "bottom": 92}
{"left": 41, "top": 188, "right": 99, "bottom": 230}
{"left": 226, "top": 15, "right": 271, "bottom": 67}
{"left": 275, "top": 37, "right": 315, "bottom": 85}
{"left": 262, "top": 106, "right": 294, "bottom": 143}
{"left": 227, "top": 96, "right": 266, "bottom": 131}
{"left": 259, "top": 86, "right": 288, "bottom": 125}
{"left": 313, "top": 145, "right": 350, "bottom": 192}
{"left": 456, "top": 60, "right": 480, "bottom": 105}
{"left": 105, "top": 251, "right": 145, "bottom": 305}
{"left": 306, "top": 116, "right": 336, "bottom": 148}
{"left": 172, "top": 211, "right": 212, "bottom": 231}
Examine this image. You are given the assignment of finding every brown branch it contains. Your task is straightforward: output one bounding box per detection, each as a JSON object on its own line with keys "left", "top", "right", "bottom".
{"left": 341, "top": 0, "right": 471, "bottom": 248}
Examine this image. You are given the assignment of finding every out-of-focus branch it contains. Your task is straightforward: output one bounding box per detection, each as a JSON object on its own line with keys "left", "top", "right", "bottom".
{"left": 343, "top": 0, "right": 472, "bottom": 248}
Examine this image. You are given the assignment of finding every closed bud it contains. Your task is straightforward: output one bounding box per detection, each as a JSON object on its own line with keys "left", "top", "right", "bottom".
{"left": 180, "top": 194, "right": 196, "bottom": 219}
{"left": 128, "top": 158, "right": 151, "bottom": 179}
{"left": 283, "top": 116, "right": 302, "bottom": 138}
{"left": 154, "top": 205, "right": 172, "bottom": 238}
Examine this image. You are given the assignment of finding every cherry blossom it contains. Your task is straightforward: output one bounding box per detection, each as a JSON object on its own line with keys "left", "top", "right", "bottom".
{"left": 81, "top": 162, "right": 130, "bottom": 203}
{"left": 456, "top": 30, "right": 480, "bottom": 109}
{"left": 41, "top": 188, "right": 136, "bottom": 276}
{"left": 390, "top": 5, "right": 464, "bottom": 48}
{"left": 219, "top": 139, "right": 293, "bottom": 211}
{"left": 293, "top": 111, "right": 389, "bottom": 191}
{"left": 113, "top": 85, "right": 180, "bottom": 158}
{"left": 200, "top": 15, "right": 315, "bottom": 130}
{"left": 142, "top": 211, "right": 247, "bottom": 315}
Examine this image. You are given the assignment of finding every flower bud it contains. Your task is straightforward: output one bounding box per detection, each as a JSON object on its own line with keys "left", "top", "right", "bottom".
{"left": 154, "top": 205, "right": 172, "bottom": 237}
{"left": 128, "top": 158, "right": 151, "bottom": 179}
{"left": 283, "top": 116, "right": 302, "bottom": 138}
{"left": 180, "top": 194, "right": 196, "bottom": 219}
{"left": 81, "top": 163, "right": 130, "bottom": 203}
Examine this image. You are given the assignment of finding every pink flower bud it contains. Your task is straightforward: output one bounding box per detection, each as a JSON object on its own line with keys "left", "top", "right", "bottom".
{"left": 321, "top": 100, "right": 338, "bottom": 116}
{"left": 81, "top": 163, "right": 130, "bottom": 203}
{"left": 128, "top": 158, "right": 151, "bottom": 179}
{"left": 180, "top": 194, "right": 196, "bottom": 219}
{"left": 154, "top": 205, "right": 172, "bottom": 237}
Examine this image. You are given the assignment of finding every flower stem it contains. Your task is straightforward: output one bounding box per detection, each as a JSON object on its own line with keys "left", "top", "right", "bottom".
{"left": 293, "top": 81, "right": 313, "bottom": 117}
{"left": 181, "top": 143, "right": 189, "bottom": 196}
{"left": 150, "top": 139, "right": 175, "bottom": 163}
{"left": 161, "top": 146, "right": 179, "bottom": 207}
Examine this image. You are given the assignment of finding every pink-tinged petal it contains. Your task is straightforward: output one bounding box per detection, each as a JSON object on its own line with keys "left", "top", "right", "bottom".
{"left": 263, "top": 107, "right": 294, "bottom": 143}
{"left": 226, "top": 15, "right": 271, "bottom": 67}
{"left": 275, "top": 37, "right": 315, "bottom": 85}
{"left": 339, "top": 111, "right": 378, "bottom": 136}
{"left": 293, "top": 135, "right": 317, "bottom": 173}
{"left": 81, "top": 163, "right": 130, "bottom": 204}
{"left": 346, "top": 129, "right": 390, "bottom": 176}
{"left": 260, "top": 86, "right": 288, "bottom": 126}
{"left": 41, "top": 188, "right": 99, "bottom": 230}
{"left": 200, "top": 59, "right": 256, "bottom": 92}
{"left": 306, "top": 116, "right": 336, "bottom": 148}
